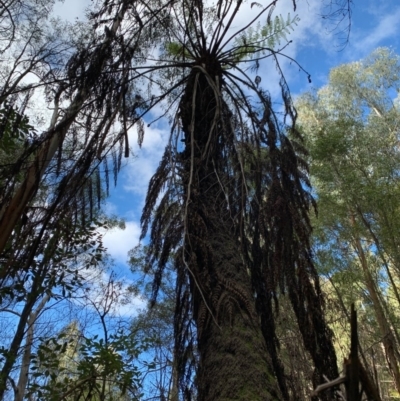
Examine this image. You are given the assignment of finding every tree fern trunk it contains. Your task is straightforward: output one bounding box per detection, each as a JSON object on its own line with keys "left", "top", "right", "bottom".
{"left": 194, "top": 229, "right": 279, "bottom": 401}
{"left": 178, "top": 68, "right": 281, "bottom": 401}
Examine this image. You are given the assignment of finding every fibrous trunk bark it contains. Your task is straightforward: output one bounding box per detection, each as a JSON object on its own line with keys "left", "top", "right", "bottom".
{"left": 178, "top": 67, "right": 280, "bottom": 401}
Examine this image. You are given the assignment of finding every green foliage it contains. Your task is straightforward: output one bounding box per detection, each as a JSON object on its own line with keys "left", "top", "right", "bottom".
{"left": 164, "top": 42, "right": 193, "bottom": 59}
{"left": 163, "top": 12, "right": 299, "bottom": 67}
{"left": 297, "top": 47, "right": 400, "bottom": 396}
{"left": 0, "top": 103, "right": 34, "bottom": 152}
{"left": 28, "top": 325, "right": 144, "bottom": 401}
{"left": 232, "top": 13, "right": 299, "bottom": 62}
{"left": 0, "top": 0, "right": 353, "bottom": 399}
{"left": 127, "top": 243, "right": 177, "bottom": 398}
{"left": 297, "top": 48, "right": 400, "bottom": 264}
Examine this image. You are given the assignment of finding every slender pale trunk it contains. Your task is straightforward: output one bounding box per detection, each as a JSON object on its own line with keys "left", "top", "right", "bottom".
{"left": 356, "top": 207, "right": 400, "bottom": 312}
{"left": 167, "top": 353, "right": 179, "bottom": 401}
{"left": 15, "top": 294, "right": 50, "bottom": 401}
{"left": 0, "top": 281, "right": 41, "bottom": 399}
{"left": 0, "top": 99, "right": 84, "bottom": 261}
{"left": 0, "top": 231, "right": 60, "bottom": 399}
{"left": 351, "top": 214, "right": 400, "bottom": 392}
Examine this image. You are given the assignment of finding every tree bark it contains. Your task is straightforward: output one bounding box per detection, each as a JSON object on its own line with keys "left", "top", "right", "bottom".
{"left": 194, "top": 230, "right": 279, "bottom": 401}
{"left": 179, "top": 67, "right": 280, "bottom": 401}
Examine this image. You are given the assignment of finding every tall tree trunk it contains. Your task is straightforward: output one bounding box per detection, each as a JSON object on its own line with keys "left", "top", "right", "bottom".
{"left": 178, "top": 68, "right": 280, "bottom": 401}
{"left": 168, "top": 352, "right": 179, "bottom": 401}
{"left": 194, "top": 229, "right": 279, "bottom": 401}
{"left": 351, "top": 221, "right": 400, "bottom": 392}
{"left": 15, "top": 294, "right": 50, "bottom": 401}
{"left": 0, "top": 284, "right": 41, "bottom": 399}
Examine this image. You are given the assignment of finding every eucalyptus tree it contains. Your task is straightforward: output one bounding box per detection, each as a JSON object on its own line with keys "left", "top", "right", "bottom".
{"left": 297, "top": 47, "right": 400, "bottom": 395}
{"left": 139, "top": 1, "right": 339, "bottom": 399}
{"left": 0, "top": 0, "right": 56, "bottom": 53}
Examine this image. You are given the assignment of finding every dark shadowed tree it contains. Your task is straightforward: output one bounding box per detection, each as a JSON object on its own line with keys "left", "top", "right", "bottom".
{"left": 0, "top": 0, "right": 172, "bottom": 267}
{"left": 0, "top": 1, "right": 168, "bottom": 394}
{"left": 140, "top": 0, "right": 339, "bottom": 399}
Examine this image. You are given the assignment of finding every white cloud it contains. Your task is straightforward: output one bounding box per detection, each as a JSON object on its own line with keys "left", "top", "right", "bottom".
{"left": 73, "top": 267, "right": 147, "bottom": 318}
{"left": 219, "top": 0, "right": 329, "bottom": 96}
{"left": 112, "top": 295, "right": 147, "bottom": 317}
{"left": 123, "top": 124, "right": 170, "bottom": 198}
{"left": 88, "top": 271, "right": 147, "bottom": 317}
{"left": 103, "top": 201, "right": 118, "bottom": 215}
{"left": 102, "top": 221, "right": 141, "bottom": 263}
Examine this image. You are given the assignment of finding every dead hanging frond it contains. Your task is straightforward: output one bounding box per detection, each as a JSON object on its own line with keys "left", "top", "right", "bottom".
{"left": 0, "top": 0, "right": 173, "bottom": 263}
{"left": 136, "top": 118, "right": 145, "bottom": 148}
{"left": 242, "top": 89, "right": 338, "bottom": 394}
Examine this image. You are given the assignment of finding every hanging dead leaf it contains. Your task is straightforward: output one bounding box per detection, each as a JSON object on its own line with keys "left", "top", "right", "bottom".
{"left": 137, "top": 118, "right": 145, "bottom": 148}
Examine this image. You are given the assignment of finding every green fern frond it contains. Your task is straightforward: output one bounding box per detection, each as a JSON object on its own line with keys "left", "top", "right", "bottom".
{"left": 165, "top": 42, "right": 193, "bottom": 60}
{"left": 231, "top": 13, "right": 299, "bottom": 62}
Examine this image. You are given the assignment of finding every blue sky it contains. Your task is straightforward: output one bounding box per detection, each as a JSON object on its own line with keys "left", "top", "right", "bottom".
{"left": 53, "top": 0, "right": 400, "bottom": 292}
